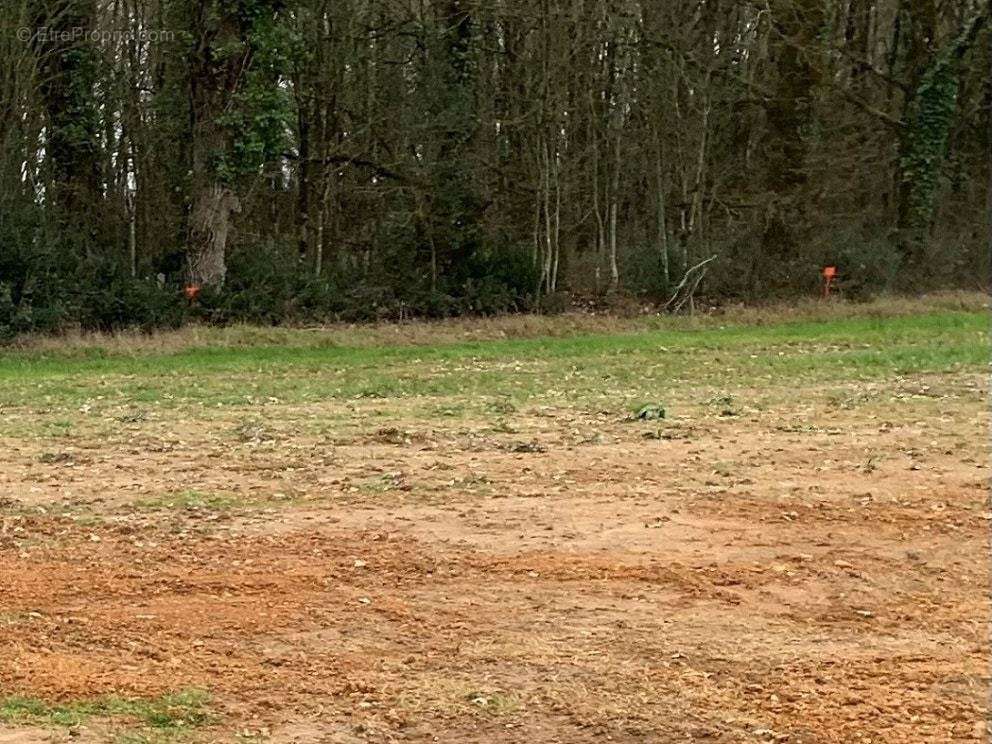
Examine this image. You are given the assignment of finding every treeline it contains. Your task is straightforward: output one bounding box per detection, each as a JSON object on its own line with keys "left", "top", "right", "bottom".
{"left": 0, "top": 0, "right": 988, "bottom": 336}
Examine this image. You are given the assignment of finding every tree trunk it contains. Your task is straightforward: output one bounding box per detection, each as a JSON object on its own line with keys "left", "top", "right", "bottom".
{"left": 550, "top": 133, "right": 561, "bottom": 293}
{"left": 182, "top": 0, "right": 256, "bottom": 288}
{"left": 654, "top": 128, "right": 669, "bottom": 291}
{"left": 760, "top": 0, "right": 824, "bottom": 284}
{"left": 608, "top": 133, "right": 620, "bottom": 292}
{"left": 589, "top": 90, "right": 605, "bottom": 294}
{"left": 296, "top": 97, "right": 311, "bottom": 262}
{"left": 187, "top": 183, "right": 240, "bottom": 287}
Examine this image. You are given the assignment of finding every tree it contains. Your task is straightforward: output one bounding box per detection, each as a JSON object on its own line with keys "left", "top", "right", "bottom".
{"left": 179, "top": 0, "right": 293, "bottom": 287}
{"left": 33, "top": 0, "right": 105, "bottom": 244}
{"left": 0, "top": 0, "right": 988, "bottom": 333}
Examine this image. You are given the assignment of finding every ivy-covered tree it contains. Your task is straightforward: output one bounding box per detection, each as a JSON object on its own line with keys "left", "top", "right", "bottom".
{"left": 897, "top": 9, "right": 989, "bottom": 262}
{"left": 180, "top": 0, "right": 295, "bottom": 287}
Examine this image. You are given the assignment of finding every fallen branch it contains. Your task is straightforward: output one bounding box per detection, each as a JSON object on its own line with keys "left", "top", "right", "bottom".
{"left": 672, "top": 266, "right": 709, "bottom": 315}
{"left": 663, "top": 254, "right": 717, "bottom": 312}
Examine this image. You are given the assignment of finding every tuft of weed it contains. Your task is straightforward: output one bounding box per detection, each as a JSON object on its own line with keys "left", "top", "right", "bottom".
{"left": 232, "top": 418, "right": 274, "bottom": 443}
{"left": 133, "top": 490, "right": 239, "bottom": 511}
{"left": 707, "top": 393, "right": 740, "bottom": 417}
{"left": 632, "top": 402, "right": 666, "bottom": 421}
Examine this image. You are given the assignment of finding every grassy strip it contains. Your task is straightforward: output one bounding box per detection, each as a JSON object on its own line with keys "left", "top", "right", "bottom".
{"left": 0, "top": 310, "right": 984, "bottom": 374}
{"left": 0, "top": 311, "right": 984, "bottom": 412}
{"left": 6, "top": 291, "right": 985, "bottom": 358}
{"left": 0, "top": 689, "right": 211, "bottom": 736}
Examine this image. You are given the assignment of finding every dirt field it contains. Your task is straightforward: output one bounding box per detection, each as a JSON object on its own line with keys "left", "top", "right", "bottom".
{"left": 0, "top": 302, "right": 988, "bottom": 743}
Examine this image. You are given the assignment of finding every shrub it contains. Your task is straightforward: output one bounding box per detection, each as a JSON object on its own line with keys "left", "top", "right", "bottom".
{"left": 827, "top": 236, "right": 902, "bottom": 300}
{"left": 71, "top": 257, "right": 187, "bottom": 331}
{"left": 196, "top": 241, "right": 344, "bottom": 325}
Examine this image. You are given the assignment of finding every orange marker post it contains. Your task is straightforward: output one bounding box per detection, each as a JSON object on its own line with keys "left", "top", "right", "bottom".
{"left": 183, "top": 285, "right": 201, "bottom": 303}
{"left": 821, "top": 266, "right": 837, "bottom": 299}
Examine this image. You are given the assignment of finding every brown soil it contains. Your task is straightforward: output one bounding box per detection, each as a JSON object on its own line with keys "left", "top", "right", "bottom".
{"left": 0, "top": 373, "right": 988, "bottom": 743}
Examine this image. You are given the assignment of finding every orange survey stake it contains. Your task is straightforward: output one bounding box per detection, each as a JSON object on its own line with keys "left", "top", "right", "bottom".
{"left": 821, "top": 266, "right": 837, "bottom": 298}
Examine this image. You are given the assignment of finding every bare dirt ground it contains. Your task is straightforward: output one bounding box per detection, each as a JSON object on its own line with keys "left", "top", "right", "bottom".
{"left": 0, "top": 367, "right": 988, "bottom": 742}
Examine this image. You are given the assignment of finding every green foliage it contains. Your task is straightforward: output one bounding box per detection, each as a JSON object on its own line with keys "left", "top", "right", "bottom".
{"left": 635, "top": 403, "right": 666, "bottom": 420}
{"left": 537, "top": 291, "right": 570, "bottom": 315}
{"left": 70, "top": 258, "right": 186, "bottom": 331}
{"left": 0, "top": 231, "right": 540, "bottom": 341}
{"left": 0, "top": 222, "right": 186, "bottom": 337}
{"left": 38, "top": 31, "right": 102, "bottom": 195}
{"left": 623, "top": 244, "right": 671, "bottom": 298}
{"left": 416, "top": 8, "right": 485, "bottom": 286}
{"left": 459, "top": 244, "right": 540, "bottom": 314}
{"left": 899, "top": 17, "right": 981, "bottom": 230}
{"left": 828, "top": 234, "right": 902, "bottom": 300}
{"left": 0, "top": 689, "right": 211, "bottom": 732}
{"left": 196, "top": 241, "right": 343, "bottom": 324}
{"left": 900, "top": 61, "right": 958, "bottom": 228}
{"left": 0, "top": 283, "right": 26, "bottom": 341}
{"left": 51, "top": 48, "right": 101, "bottom": 160}
{"left": 0, "top": 222, "right": 72, "bottom": 337}
{"left": 215, "top": 4, "right": 298, "bottom": 181}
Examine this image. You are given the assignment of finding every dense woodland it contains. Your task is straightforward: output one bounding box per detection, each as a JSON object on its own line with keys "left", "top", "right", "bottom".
{"left": 0, "top": 0, "right": 988, "bottom": 334}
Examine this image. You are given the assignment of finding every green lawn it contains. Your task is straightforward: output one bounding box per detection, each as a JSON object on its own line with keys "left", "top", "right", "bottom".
{"left": 0, "top": 311, "right": 985, "bottom": 415}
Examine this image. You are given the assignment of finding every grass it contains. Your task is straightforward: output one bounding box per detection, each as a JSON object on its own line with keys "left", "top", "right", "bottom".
{"left": 0, "top": 689, "right": 212, "bottom": 740}
{"left": 0, "top": 299, "right": 985, "bottom": 438}
{"left": 129, "top": 489, "right": 307, "bottom": 513}
{"left": 132, "top": 490, "right": 243, "bottom": 511}
{"left": 6, "top": 291, "right": 985, "bottom": 356}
